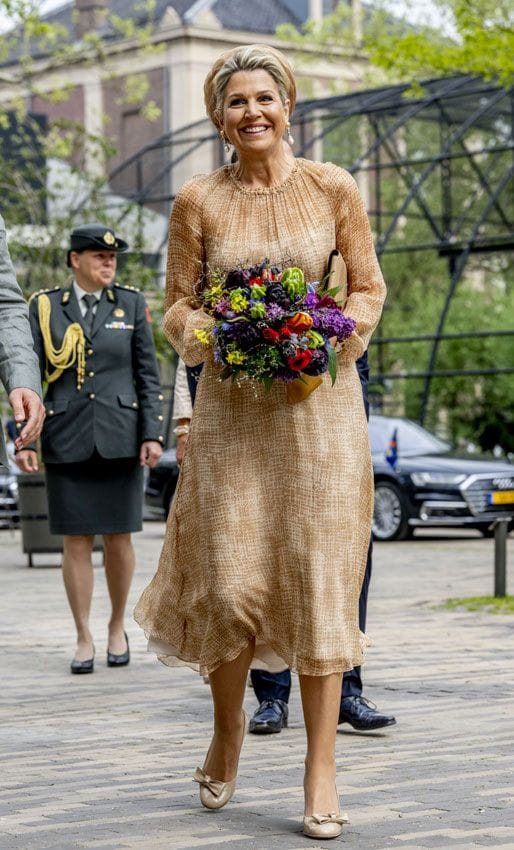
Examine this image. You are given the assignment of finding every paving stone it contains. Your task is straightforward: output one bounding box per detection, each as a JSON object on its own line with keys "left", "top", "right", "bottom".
{"left": 0, "top": 526, "right": 513, "bottom": 849}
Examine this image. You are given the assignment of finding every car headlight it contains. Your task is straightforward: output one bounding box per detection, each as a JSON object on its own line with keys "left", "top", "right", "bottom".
{"left": 410, "top": 472, "right": 467, "bottom": 486}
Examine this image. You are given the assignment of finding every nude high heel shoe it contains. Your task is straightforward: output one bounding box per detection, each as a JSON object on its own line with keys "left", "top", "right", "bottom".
{"left": 193, "top": 712, "right": 248, "bottom": 810}
{"left": 303, "top": 783, "right": 349, "bottom": 839}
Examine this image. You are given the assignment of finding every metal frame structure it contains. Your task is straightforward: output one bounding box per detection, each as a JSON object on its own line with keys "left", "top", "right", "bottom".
{"left": 106, "top": 74, "right": 514, "bottom": 423}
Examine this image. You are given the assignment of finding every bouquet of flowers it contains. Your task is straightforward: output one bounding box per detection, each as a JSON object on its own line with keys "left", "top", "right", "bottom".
{"left": 194, "top": 260, "right": 356, "bottom": 396}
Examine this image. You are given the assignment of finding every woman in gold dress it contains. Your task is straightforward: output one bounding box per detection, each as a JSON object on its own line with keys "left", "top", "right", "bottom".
{"left": 135, "top": 44, "right": 386, "bottom": 839}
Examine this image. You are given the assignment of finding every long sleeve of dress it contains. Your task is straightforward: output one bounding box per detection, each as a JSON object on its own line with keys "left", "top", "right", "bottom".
{"left": 163, "top": 180, "right": 213, "bottom": 366}
{"left": 333, "top": 168, "right": 386, "bottom": 363}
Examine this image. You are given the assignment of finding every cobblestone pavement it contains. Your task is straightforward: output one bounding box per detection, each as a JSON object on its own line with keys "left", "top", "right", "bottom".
{"left": 1, "top": 525, "right": 513, "bottom": 850}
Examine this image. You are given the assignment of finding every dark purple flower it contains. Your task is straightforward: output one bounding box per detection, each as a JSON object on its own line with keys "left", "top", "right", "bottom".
{"left": 224, "top": 268, "right": 253, "bottom": 289}
{"left": 302, "top": 347, "right": 329, "bottom": 376}
{"left": 265, "top": 282, "right": 291, "bottom": 308}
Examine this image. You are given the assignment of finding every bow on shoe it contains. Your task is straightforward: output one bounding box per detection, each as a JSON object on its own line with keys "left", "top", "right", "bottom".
{"left": 310, "top": 812, "right": 350, "bottom": 825}
{"left": 193, "top": 767, "right": 225, "bottom": 798}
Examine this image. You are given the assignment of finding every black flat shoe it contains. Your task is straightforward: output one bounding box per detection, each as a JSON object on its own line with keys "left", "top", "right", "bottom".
{"left": 71, "top": 646, "right": 95, "bottom": 675}
{"left": 107, "top": 631, "right": 130, "bottom": 667}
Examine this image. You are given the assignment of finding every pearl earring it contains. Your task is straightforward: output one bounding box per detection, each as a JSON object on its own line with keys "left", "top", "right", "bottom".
{"left": 220, "top": 129, "right": 231, "bottom": 154}
{"left": 286, "top": 121, "right": 294, "bottom": 146}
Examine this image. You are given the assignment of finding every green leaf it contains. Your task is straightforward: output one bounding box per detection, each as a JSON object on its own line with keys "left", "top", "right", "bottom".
{"left": 262, "top": 375, "right": 274, "bottom": 393}
{"left": 327, "top": 345, "right": 338, "bottom": 386}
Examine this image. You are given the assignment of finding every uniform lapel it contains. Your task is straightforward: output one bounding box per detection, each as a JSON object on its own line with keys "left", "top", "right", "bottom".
{"left": 91, "top": 286, "right": 115, "bottom": 336}
{"left": 61, "top": 285, "right": 85, "bottom": 331}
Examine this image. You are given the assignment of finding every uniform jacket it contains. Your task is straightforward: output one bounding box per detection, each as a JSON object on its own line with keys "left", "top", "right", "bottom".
{"left": 0, "top": 215, "right": 42, "bottom": 470}
{"left": 29, "top": 281, "right": 164, "bottom": 464}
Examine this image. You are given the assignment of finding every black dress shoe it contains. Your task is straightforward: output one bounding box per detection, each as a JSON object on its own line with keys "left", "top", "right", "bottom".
{"left": 249, "top": 699, "right": 288, "bottom": 734}
{"left": 70, "top": 647, "right": 95, "bottom": 675}
{"left": 107, "top": 631, "right": 130, "bottom": 667}
{"left": 338, "top": 696, "right": 396, "bottom": 730}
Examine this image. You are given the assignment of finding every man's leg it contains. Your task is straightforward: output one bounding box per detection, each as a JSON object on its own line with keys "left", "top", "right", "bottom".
{"left": 339, "top": 540, "right": 396, "bottom": 730}
{"left": 249, "top": 668, "right": 290, "bottom": 734}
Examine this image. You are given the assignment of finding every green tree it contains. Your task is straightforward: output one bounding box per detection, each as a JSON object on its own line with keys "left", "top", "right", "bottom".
{"left": 276, "top": 2, "right": 514, "bottom": 452}
{"left": 369, "top": 0, "right": 514, "bottom": 88}
{"left": 0, "top": 0, "right": 172, "bottom": 364}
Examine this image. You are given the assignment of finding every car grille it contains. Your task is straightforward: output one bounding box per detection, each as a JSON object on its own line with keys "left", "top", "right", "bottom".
{"left": 461, "top": 474, "right": 514, "bottom": 516}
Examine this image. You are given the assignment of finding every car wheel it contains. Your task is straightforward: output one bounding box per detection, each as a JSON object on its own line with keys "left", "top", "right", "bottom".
{"left": 372, "top": 481, "right": 412, "bottom": 541}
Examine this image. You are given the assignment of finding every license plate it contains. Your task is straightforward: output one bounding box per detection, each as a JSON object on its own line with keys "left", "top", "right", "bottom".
{"left": 487, "top": 490, "right": 514, "bottom": 505}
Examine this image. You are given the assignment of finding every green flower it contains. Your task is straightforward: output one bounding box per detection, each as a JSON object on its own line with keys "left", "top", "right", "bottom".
{"left": 230, "top": 288, "right": 249, "bottom": 313}
{"left": 226, "top": 349, "right": 247, "bottom": 365}
{"left": 250, "top": 303, "right": 266, "bottom": 319}
{"left": 307, "top": 330, "right": 325, "bottom": 349}
{"left": 281, "top": 267, "right": 306, "bottom": 299}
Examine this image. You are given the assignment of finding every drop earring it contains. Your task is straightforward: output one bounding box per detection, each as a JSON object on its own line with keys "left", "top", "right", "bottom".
{"left": 220, "top": 129, "right": 231, "bottom": 154}
{"left": 286, "top": 121, "right": 294, "bottom": 146}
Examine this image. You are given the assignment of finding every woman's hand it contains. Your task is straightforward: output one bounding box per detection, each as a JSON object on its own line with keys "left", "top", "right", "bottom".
{"left": 14, "top": 449, "right": 39, "bottom": 473}
{"left": 140, "top": 441, "right": 163, "bottom": 468}
{"left": 176, "top": 433, "right": 189, "bottom": 466}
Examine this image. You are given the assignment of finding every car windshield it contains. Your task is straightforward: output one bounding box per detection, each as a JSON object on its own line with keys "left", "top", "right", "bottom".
{"left": 369, "top": 416, "right": 451, "bottom": 457}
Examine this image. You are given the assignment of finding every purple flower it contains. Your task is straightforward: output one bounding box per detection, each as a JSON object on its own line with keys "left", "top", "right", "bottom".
{"left": 265, "top": 303, "right": 286, "bottom": 321}
{"left": 304, "top": 291, "right": 319, "bottom": 310}
{"left": 311, "top": 309, "right": 356, "bottom": 340}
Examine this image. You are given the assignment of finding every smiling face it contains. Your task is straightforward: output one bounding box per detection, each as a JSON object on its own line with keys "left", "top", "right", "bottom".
{"left": 220, "top": 69, "right": 289, "bottom": 158}
{"left": 70, "top": 249, "right": 117, "bottom": 291}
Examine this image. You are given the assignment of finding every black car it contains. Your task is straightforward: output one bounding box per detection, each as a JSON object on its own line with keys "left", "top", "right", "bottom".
{"left": 370, "top": 415, "right": 514, "bottom": 541}
{"left": 0, "top": 465, "right": 19, "bottom": 528}
{"left": 144, "top": 448, "right": 180, "bottom": 518}
{"left": 144, "top": 416, "right": 514, "bottom": 540}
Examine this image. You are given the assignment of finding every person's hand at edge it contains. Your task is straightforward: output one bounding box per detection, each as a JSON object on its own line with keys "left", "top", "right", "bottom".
{"left": 8, "top": 388, "right": 45, "bottom": 450}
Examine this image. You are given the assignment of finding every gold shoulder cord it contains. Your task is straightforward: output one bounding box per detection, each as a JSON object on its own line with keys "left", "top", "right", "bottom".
{"left": 37, "top": 294, "right": 86, "bottom": 390}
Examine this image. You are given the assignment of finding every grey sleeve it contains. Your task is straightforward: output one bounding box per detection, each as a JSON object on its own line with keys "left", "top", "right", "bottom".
{"left": 0, "top": 217, "right": 43, "bottom": 397}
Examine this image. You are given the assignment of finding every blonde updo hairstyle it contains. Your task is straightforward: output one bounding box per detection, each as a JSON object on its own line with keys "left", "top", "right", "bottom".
{"left": 204, "top": 44, "right": 297, "bottom": 131}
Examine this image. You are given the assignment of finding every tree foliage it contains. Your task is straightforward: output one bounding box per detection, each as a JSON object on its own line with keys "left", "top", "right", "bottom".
{"left": 369, "top": 0, "right": 514, "bottom": 88}
{"left": 277, "top": 5, "right": 514, "bottom": 451}
{"left": 0, "top": 0, "right": 172, "bottom": 363}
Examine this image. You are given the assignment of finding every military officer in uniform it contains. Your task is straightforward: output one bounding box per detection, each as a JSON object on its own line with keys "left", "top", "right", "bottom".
{"left": 16, "top": 223, "right": 164, "bottom": 674}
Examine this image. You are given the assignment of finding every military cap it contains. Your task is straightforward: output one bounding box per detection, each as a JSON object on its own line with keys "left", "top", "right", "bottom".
{"left": 67, "top": 222, "right": 129, "bottom": 266}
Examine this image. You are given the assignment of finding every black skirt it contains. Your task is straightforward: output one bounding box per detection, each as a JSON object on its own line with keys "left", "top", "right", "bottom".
{"left": 45, "top": 450, "right": 143, "bottom": 535}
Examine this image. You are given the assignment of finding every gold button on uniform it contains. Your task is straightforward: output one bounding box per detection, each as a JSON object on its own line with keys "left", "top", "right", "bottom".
{"left": 49, "top": 410, "right": 54, "bottom": 415}
{"left": 89, "top": 371, "right": 95, "bottom": 378}
{"left": 87, "top": 349, "right": 93, "bottom": 356}
{"left": 158, "top": 394, "right": 164, "bottom": 401}
{"left": 132, "top": 402, "right": 138, "bottom": 408}
{"left": 158, "top": 415, "right": 163, "bottom": 421}
{"left": 89, "top": 393, "right": 95, "bottom": 400}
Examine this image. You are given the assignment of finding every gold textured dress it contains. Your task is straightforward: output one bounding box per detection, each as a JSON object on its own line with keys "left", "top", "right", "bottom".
{"left": 134, "top": 158, "right": 386, "bottom": 677}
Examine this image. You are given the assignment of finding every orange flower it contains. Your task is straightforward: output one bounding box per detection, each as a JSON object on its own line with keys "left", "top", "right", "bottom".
{"left": 286, "top": 312, "right": 313, "bottom": 332}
